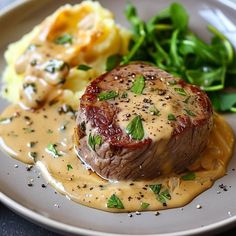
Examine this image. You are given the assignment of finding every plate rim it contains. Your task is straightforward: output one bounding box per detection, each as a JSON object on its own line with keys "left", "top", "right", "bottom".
{"left": 1, "top": 190, "right": 236, "bottom": 236}
{"left": 0, "top": 0, "right": 236, "bottom": 235}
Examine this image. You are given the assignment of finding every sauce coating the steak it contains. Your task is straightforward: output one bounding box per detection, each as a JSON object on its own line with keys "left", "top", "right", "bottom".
{"left": 75, "top": 62, "right": 213, "bottom": 180}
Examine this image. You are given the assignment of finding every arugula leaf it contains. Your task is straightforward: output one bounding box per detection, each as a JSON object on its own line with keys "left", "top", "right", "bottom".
{"left": 55, "top": 33, "right": 73, "bottom": 45}
{"left": 122, "top": 2, "right": 236, "bottom": 113}
{"left": 209, "top": 92, "right": 236, "bottom": 112}
{"left": 181, "top": 172, "right": 196, "bottom": 180}
{"left": 170, "top": 2, "right": 189, "bottom": 31}
{"left": 125, "top": 2, "right": 143, "bottom": 35}
{"left": 106, "top": 54, "right": 122, "bottom": 71}
{"left": 141, "top": 202, "right": 150, "bottom": 209}
{"left": 208, "top": 25, "right": 234, "bottom": 65}
{"left": 77, "top": 64, "right": 92, "bottom": 71}
{"left": 46, "top": 144, "right": 62, "bottom": 157}
{"left": 170, "top": 29, "right": 183, "bottom": 68}
{"left": 126, "top": 115, "right": 144, "bottom": 140}
{"left": 98, "top": 90, "right": 118, "bottom": 101}
{"left": 122, "top": 3, "right": 146, "bottom": 64}
{"left": 107, "top": 194, "right": 124, "bottom": 209}
{"left": 131, "top": 75, "right": 145, "bottom": 94}
{"left": 88, "top": 134, "right": 102, "bottom": 151}
{"left": 186, "top": 67, "right": 226, "bottom": 91}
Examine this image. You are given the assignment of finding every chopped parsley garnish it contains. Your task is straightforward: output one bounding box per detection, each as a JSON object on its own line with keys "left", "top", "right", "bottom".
{"left": 77, "top": 64, "right": 92, "bottom": 71}
{"left": 23, "top": 127, "right": 35, "bottom": 133}
{"left": 174, "top": 87, "right": 187, "bottom": 96}
{"left": 149, "top": 184, "right": 162, "bottom": 195}
{"left": 121, "top": 91, "right": 128, "bottom": 98}
{"left": 168, "top": 80, "right": 177, "bottom": 85}
{"left": 131, "top": 75, "right": 145, "bottom": 95}
{"left": 184, "top": 109, "right": 196, "bottom": 117}
{"left": 46, "top": 143, "right": 62, "bottom": 157}
{"left": 44, "top": 59, "right": 68, "bottom": 74}
{"left": 158, "top": 189, "right": 171, "bottom": 205}
{"left": 168, "top": 114, "right": 176, "bottom": 121}
{"left": 30, "top": 59, "right": 37, "bottom": 66}
{"left": 126, "top": 115, "right": 144, "bottom": 140}
{"left": 149, "top": 105, "right": 160, "bottom": 116}
{"left": 0, "top": 117, "right": 13, "bottom": 124}
{"left": 183, "top": 96, "right": 191, "bottom": 104}
{"left": 67, "top": 164, "right": 73, "bottom": 171}
{"left": 58, "top": 104, "right": 75, "bottom": 114}
{"left": 98, "top": 90, "right": 118, "bottom": 101}
{"left": 55, "top": 33, "right": 73, "bottom": 45}
{"left": 106, "top": 54, "right": 122, "bottom": 71}
{"left": 149, "top": 184, "right": 171, "bottom": 206}
{"left": 88, "top": 134, "right": 102, "bottom": 151}
{"left": 141, "top": 202, "right": 150, "bottom": 209}
{"left": 47, "top": 129, "right": 53, "bottom": 134}
{"left": 181, "top": 171, "right": 196, "bottom": 180}
{"left": 107, "top": 194, "right": 124, "bottom": 209}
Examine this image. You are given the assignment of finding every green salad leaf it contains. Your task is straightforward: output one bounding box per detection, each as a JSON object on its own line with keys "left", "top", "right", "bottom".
{"left": 121, "top": 2, "right": 236, "bottom": 113}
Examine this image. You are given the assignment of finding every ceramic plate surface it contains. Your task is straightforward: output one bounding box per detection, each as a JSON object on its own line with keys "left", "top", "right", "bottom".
{"left": 0, "top": 0, "right": 236, "bottom": 235}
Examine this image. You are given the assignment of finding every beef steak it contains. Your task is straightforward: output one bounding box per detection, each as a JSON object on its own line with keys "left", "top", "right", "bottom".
{"left": 75, "top": 62, "right": 213, "bottom": 180}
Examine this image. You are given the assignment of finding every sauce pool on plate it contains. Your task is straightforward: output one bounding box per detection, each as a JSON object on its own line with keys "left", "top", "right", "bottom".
{"left": 0, "top": 97, "right": 234, "bottom": 212}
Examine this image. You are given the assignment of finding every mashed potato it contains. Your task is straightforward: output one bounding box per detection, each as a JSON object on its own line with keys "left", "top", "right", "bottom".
{"left": 1, "top": 1, "right": 130, "bottom": 105}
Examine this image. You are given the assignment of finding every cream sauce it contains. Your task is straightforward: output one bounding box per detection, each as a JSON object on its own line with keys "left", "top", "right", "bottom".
{"left": 0, "top": 98, "right": 234, "bottom": 212}
{"left": 15, "top": 2, "right": 126, "bottom": 109}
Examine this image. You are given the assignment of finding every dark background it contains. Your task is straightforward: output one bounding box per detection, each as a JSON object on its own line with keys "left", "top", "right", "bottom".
{"left": 0, "top": 0, "right": 236, "bottom": 236}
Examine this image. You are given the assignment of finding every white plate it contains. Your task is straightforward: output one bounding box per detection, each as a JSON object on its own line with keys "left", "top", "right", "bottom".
{"left": 0, "top": 0, "right": 236, "bottom": 235}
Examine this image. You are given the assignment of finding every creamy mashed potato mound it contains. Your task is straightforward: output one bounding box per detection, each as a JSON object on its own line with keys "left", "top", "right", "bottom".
{"left": 2, "top": 1, "right": 130, "bottom": 104}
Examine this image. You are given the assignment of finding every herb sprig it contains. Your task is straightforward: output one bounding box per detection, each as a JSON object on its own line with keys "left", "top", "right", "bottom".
{"left": 46, "top": 143, "right": 62, "bottom": 157}
{"left": 107, "top": 194, "right": 124, "bottom": 209}
{"left": 149, "top": 184, "right": 171, "bottom": 206}
{"left": 88, "top": 134, "right": 102, "bottom": 151}
{"left": 126, "top": 115, "right": 144, "bottom": 140}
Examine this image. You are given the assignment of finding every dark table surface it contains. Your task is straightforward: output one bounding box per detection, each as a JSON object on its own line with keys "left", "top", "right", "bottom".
{"left": 0, "top": 0, "right": 236, "bottom": 236}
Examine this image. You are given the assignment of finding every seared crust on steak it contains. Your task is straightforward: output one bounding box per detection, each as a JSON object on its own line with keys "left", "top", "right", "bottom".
{"left": 75, "top": 62, "right": 213, "bottom": 180}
